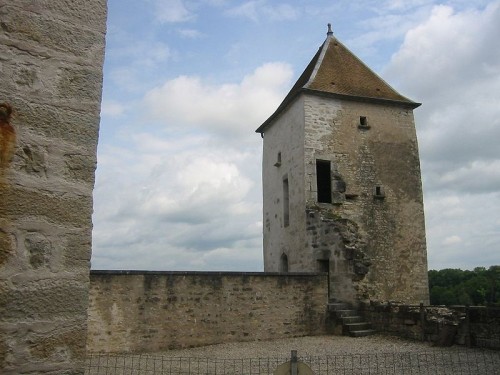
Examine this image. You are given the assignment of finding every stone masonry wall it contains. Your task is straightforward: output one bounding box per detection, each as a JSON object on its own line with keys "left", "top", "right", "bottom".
{"left": 303, "top": 95, "right": 429, "bottom": 304}
{"left": 87, "top": 271, "right": 329, "bottom": 353}
{"left": 262, "top": 97, "right": 307, "bottom": 273}
{"left": 0, "top": 1, "right": 106, "bottom": 373}
{"left": 360, "top": 302, "right": 500, "bottom": 349}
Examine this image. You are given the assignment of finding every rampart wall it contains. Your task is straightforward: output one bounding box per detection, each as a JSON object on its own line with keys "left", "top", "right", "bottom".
{"left": 87, "top": 271, "right": 329, "bottom": 353}
{"left": 87, "top": 273, "right": 500, "bottom": 354}
{"left": 360, "top": 302, "right": 500, "bottom": 349}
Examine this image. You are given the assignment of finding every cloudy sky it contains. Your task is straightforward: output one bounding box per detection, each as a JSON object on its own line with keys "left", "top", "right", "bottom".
{"left": 92, "top": 0, "right": 500, "bottom": 272}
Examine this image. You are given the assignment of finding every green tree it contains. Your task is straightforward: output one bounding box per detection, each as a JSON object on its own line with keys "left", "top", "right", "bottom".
{"left": 428, "top": 266, "right": 500, "bottom": 306}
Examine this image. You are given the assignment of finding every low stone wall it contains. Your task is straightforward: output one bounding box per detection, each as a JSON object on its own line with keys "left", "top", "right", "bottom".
{"left": 87, "top": 271, "right": 329, "bottom": 353}
{"left": 360, "top": 302, "right": 500, "bottom": 349}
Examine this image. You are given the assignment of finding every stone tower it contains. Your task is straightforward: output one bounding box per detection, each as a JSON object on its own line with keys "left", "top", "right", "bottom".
{"left": 0, "top": 1, "right": 106, "bottom": 373}
{"left": 256, "top": 25, "right": 429, "bottom": 305}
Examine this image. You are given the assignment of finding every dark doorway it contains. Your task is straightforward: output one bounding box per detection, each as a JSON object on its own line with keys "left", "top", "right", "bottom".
{"left": 317, "top": 259, "right": 329, "bottom": 273}
{"left": 317, "top": 259, "right": 331, "bottom": 298}
{"left": 280, "top": 253, "right": 289, "bottom": 273}
{"left": 316, "top": 160, "right": 332, "bottom": 203}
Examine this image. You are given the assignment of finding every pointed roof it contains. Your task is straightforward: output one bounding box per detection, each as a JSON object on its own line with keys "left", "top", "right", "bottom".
{"left": 256, "top": 25, "right": 420, "bottom": 133}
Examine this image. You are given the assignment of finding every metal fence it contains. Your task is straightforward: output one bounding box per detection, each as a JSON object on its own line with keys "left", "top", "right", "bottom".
{"left": 86, "top": 349, "right": 500, "bottom": 374}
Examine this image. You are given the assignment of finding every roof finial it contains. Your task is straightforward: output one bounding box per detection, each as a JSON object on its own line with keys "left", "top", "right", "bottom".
{"left": 327, "top": 23, "right": 333, "bottom": 36}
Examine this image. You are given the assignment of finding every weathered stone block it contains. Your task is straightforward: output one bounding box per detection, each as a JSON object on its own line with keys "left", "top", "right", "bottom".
{"left": 63, "top": 153, "right": 96, "bottom": 181}
{"left": 0, "top": 281, "right": 89, "bottom": 321}
{"left": 25, "top": 232, "right": 52, "bottom": 269}
{"left": 21, "top": 0, "right": 108, "bottom": 30}
{"left": 57, "top": 67, "right": 103, "bottom": 102}
{"left": 13, "top": 98, "right": 99, "bottom": 147}
{"left": 0, "top": 229, "right": 14, "bottom": 268}
{"left": 0, "top": 6, "right": 104, "bottom": 60}
{"left": 0, "top": 185, "right": 92, "bottom": 227}
{"left": 63, "top": 230, "right": 92, "bottom": 269}
{"left": 28, "top": 323, "right": 87, "bottom": 361}
{"left": 18, "top": 144, "right": 48, "bottom": 177}
{"left": 0, "top": 320, "right": 87, "bottom": 374}
{"left": 14, "top": 65, "right": 39, "bottom": 88}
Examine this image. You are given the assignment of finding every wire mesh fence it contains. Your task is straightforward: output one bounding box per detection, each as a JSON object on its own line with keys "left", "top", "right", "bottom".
{"left": 86, "top": 349, "right": 500, "bottom": 374}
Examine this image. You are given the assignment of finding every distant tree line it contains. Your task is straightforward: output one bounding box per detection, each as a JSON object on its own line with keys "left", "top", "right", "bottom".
{"left": 428, "top": 266, "right": 500, "bottom": 306}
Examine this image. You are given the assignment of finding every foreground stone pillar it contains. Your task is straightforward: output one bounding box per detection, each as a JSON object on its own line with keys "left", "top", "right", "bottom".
{"left": 0, "top": 1, "right": 106, "bottom": 373}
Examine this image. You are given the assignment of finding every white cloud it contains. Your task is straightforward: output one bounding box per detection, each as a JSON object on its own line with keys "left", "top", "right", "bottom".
{"left": 92, "top": 134, "right": 263, "bottom": 270}
{"left": 425, "top": 195, "right": 465, "bottom": 220}
{"left": 105, "top": 38, "right": 175, "bottom": 93}
{"left": 442, "top": 235, "right": 462, "bottom": 246}
{"left": 108, "top": 34, "right": 173, "bottom": 66}
{"left": 263, "top": 4, "right": 299, "bottom": 21}
{"left": 93, "top": 56, "right": 275, "bottom": 271}
{"left": 425, "top": 192, "right": 500, "bottom": 270}
{"left": 177, "top": 28, "right": 204, "bottom": 38}
{"left": 109, "top": 67, "right": 142, "bottom": 93}
{"left": 143, "top": 62, "right": 293, "bottom": 138}
{"left": 226, "top": 1, "right": 260, "bottom": 21}
{"left": 153, "top": 0, "right": 195, "bottom": 23}
{"left": 387, "top": 4, "right": 500, "bottom": 96}
{"left": 383, "top": 0, "right": 433, "bottom": 11}
{"left": 93, "top": 63, "right": 290, "bottom": 271}
{"left": 101, "top": 100, "right": 125, "bottom": 117}
{"left": 385, "top": 1, "right": 500, "bottom": 270}
{"left": 347, "top": 6, "right": 432, "bottom": 52}
{"left": 225, "top": 1, "right": 299, "bottom": 22}
{"left": 433, "top": 160, "right": 500, "bottom": 194}
{"left": 387, "top": 2, "right": 500, "bottom": 175}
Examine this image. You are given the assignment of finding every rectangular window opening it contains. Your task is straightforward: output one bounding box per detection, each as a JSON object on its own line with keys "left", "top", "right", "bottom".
{"left": 316, "top": 160, "right": 332, "bottom": 203}
{"left": 283, "top": 177, "right": 289, "bottom": 227}
{"left": 360, "top": 116, "right": 367, "bottom": 126}
{"left": 374, "top": 185, "right": 385, "bottom": 199}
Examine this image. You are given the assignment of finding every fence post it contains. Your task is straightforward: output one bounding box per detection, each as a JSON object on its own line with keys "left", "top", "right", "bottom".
{"left": 290, "top": 350, "right": 298, "bottom": 375}
{"left": 465, "top": 305, "right": 471, "bottom": 347}
{"left": 420, "top": 303, "right": 425, "bottom": 341}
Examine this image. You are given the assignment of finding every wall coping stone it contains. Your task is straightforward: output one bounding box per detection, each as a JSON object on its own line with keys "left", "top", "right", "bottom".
{"left": 90, "top": 270, "right": 327, "bottom": 277}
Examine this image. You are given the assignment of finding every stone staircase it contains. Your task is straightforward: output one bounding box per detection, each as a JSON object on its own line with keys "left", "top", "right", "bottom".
{"left": 328, "top": 300, "right": 376, "bottom": 337}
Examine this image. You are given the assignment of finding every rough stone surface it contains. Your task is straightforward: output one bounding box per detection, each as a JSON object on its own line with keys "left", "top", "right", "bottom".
{"left": 0, "top": 1, "right": 106, "bottom": 373}
{"left": 87, "top": 271, "right": 329, "bottom": 353}
{"left": 360, "top": 302, "right": 500, "bottom": 349}
{"left": 262, "top": 97, "right": 306, "bottom": 272}
{"left": 261, "top": 92, "right": 429, "bottom": 305}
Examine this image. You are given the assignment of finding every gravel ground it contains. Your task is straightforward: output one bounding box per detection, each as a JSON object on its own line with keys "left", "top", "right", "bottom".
{"left": 158, "top": 334, "right": 441, "bottom": 358}
{"left": 86, "top": 335, "right": 500, "bottom": 375}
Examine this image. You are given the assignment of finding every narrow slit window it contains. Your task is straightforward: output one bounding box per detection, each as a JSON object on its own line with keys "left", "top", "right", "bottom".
{"left": 283, "top": 177, "right": 290, "bottom": 227}
{"left": 316, "top": 160, "right": 332, "bottom": 203}
{"left": 274, "top": 152, "right": 282, "bottom": 167}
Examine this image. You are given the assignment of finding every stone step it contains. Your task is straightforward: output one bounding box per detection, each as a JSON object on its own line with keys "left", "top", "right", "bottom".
{"left": 327, "top": 302, "right": 350, "bottom": 312}
{"left": 335, "top": 309, "right": 358, "bottom": 318}
{"left": 349, "top": 329, "right": 377, "bottom": 337}
{"left": 328, "top": 300, "right": 376, "bottom": 338}
{"left": 344, "top": 322, "right": 372, "bottom": 332}
{"left": 341, "top": 315, "right": 364, "bottom": 324}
